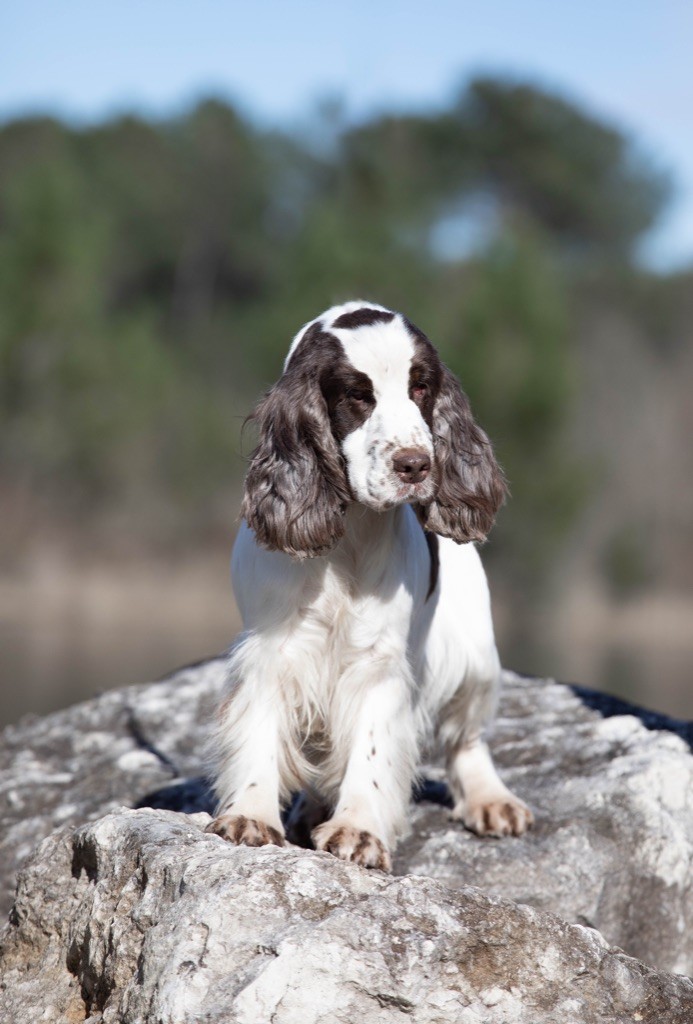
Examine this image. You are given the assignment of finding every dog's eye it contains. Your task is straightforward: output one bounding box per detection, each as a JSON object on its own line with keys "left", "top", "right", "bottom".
{"left": 347, "top": 389, "right": 371, "bottom": 405}
{"left": 411, "top": 383, "right": 428, "bottom": 401}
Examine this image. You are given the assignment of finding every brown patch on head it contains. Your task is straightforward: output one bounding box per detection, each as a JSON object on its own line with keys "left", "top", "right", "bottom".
{"left": 404, "top": 316, "right": 507, "bottom": 545}
{"left": 319, "top": 355, "right": 376, "bottom": 443}
{"left": 403, "top": 317, "right": 443, "bottom": 431}
{"left": 241, "top": 318, "right": 393, "bottom": 557}
{"left": 331, "top": 307, "right": 395, "bottom": 330}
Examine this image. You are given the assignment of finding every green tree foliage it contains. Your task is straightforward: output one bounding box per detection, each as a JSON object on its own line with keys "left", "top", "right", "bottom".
{"left": 0, "top": 79, "right": 671, "bottom": 581}
{"left": 341, "top": 79, "right": 669, "bottom": 258}
{"left": 431, "top": 230, "right": 588, "bottom": 591}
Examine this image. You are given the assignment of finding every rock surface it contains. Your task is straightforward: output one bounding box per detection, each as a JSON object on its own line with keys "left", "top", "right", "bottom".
{"left": 0, "top": 656, "right": 226, "bottom": 921}
{"left": 2, "top": 807, "right": 692, "bottom": 1024}
{"left": 400, "top": 680, "right": 693, "bottom": 976}
{"left": 1, "top": 657, "right": 693, "bottom": 1021}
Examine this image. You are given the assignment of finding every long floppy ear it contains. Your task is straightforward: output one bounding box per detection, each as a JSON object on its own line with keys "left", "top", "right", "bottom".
{"left": 240, "top": 342, "right": 350, "bottom": 559}
{"left": 420, "top": 365, "right": 507, "bottom": 543}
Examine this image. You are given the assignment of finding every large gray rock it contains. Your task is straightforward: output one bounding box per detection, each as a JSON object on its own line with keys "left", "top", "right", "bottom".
{"left": 0, "top": 656, "right": 227, "bottom": 922}
{"left": 1, "top": 807, "right": 692, "bottom": 1024}
{"left": 1, "top": 655, "right": 692, "bottom": 990}
{"left": 399, "top": 678, "right": 693, "bottom": 975}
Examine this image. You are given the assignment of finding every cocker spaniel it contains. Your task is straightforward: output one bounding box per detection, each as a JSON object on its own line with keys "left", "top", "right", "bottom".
{"left": 206, "top": 301, "right": 533, "bottom": 870}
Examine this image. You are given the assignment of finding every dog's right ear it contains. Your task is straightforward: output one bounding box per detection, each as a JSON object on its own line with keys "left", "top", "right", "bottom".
{"left": 241, "top": 328, "right": 350, "bottom": 559}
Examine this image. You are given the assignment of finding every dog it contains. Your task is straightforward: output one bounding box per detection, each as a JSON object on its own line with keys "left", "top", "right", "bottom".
{"left": 206, "top": 301, "right": 533, "bottom": 870}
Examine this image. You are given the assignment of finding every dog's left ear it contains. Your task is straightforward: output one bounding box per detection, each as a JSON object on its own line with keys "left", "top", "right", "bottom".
{"left": 420, "top": 365, "right": 507, "bottom": 543}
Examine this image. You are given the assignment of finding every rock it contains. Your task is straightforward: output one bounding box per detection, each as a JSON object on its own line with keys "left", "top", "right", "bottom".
{"left": 1, "top": 656, "right": 692, "bottom": 987}
{"left": 0, "top": 656, "right": 225, "bottom": 921}
{"left": 399, "top": 676, "right": 693, "bottom": 976}
{"left": 2, "top": 807, "right": 692, "bottom": 1024}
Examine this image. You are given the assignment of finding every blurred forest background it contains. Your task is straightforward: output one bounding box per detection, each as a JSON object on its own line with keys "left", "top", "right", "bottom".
{"left": 1, "top": 77, "right": 692, "bottom": 724}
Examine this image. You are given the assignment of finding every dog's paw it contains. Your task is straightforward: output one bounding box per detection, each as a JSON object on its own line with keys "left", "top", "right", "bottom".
{"left": 205, "top": 814, "right": 284, "bottom": 848}
{"left": 452, "top": 794, "right": 534, "bottom": 837}
{"left": 312, "top": 822, "right": 392, "bottom": 871}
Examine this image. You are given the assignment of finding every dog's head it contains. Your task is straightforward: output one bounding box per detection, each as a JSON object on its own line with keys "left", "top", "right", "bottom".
{"left": 241, "top": 301, "right": 507, "bottom": 558}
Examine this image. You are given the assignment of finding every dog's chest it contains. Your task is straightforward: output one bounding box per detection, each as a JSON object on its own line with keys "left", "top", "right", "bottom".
{"left": 297, "top": 549, "right": 415, "bottom": 676}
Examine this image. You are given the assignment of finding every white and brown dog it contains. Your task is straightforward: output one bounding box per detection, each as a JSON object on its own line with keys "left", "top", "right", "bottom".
{"left": 206, "top": 301, "right": 533, "bottom": 870}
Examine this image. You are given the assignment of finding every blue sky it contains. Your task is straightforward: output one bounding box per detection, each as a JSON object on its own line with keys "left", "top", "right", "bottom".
{"left": 2, "top": 1, "right": 692, "bottom": 269}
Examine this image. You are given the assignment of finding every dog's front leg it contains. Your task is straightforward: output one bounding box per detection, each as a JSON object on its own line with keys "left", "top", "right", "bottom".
{"left": 206, "top": 643, "right": 288, "bottom": 848}
{"left": 448, "top": 734, "right": 533, "bottom": 837}
{"left": 312, "top": 672, "right": 417, "bottom": 871}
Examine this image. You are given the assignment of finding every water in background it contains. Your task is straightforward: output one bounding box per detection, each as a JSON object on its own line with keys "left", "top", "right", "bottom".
{"left": 2, "top": 547, "right": 691, "bottom": 728}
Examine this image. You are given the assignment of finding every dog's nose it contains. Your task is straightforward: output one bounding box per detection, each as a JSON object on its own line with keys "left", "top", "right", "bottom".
{"left": 392, "top": 448, "right": 431, "bottom": 484}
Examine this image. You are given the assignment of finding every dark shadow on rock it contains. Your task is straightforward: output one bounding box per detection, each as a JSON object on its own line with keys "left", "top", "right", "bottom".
{"left": 138, "top": 774, "right": 454, "bottom": 823}
{"left": 136, "top": 775, "right": 453, "bottom": 840}
{"left": 413, "top": 778, "right": 453, "bottom": 807}
{"left": 137, "top": 777, "right": 216, "bottom": 815}
{"left": 282, "top": 779, "right": 452, "bottom": 849}
{"left": 569, "top": 684, "right": 693, "bottom": 750}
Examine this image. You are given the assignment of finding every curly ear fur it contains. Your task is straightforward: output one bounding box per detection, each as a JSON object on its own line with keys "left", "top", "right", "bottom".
{"left": 421, "top": 365, "right": 507, "bottom": 543}
{"left": 241, "top": 338, "right": 351, "bottom": 559}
